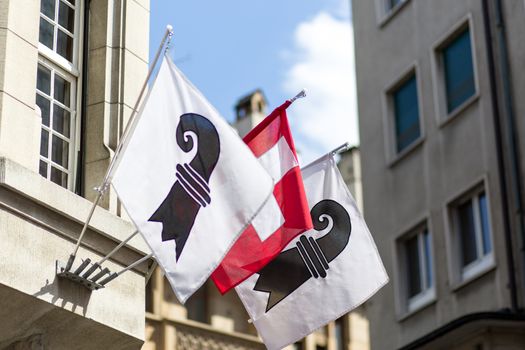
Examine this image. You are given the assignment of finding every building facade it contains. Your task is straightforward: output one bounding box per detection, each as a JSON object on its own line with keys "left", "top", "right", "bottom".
{"left": 352, "top": 0, "right": 525, "bottom": 349}
{"left": 0, "top": 0, "right": 151, "bottom": 348}
{"left": 143, "top": 91, "right": 371, "bottom": 350}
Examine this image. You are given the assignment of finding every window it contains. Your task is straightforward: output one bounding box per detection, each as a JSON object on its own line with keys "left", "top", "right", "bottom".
{"left": 39, "top": 0, "right": 77, "bottom": 63}
{"left": 451, "top": 189, "right": 493, "bottom": 281}
{"left": 392, "top": 74, "right": 421, "bottom": 153}
{"left": 398, "top": 226, "right": 434, "bottom": 313}
{"left": 186, "top": 284, "right": 208, "bottom": 323}
{"left": 334, "top": 317, "right": 345, "bottom": 350}
{"left": 291, "top": 342, "right": 303, "bottom": 350}
{"left": 37, "top": 62, "right": 76, "bottom": 188}
{"left": 432, "top": 19, "right": 478, "bottom": 122}
{"left": 442, "top": 28, "right": 476, "bottom": 113}
{"left": 37, "top": 0, "right": 81, "bottom": 190}
{"left": 386, "top": 0, "right": 403, "bottom": 11}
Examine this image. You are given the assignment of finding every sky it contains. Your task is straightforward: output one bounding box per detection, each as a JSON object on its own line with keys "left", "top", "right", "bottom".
{"left": 149, "top": 0, "right": 357, "bottom": 164}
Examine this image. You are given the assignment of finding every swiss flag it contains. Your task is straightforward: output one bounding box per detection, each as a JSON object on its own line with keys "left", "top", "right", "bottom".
{"left": 211, "top": 100, "right": 313, "bottom": 293}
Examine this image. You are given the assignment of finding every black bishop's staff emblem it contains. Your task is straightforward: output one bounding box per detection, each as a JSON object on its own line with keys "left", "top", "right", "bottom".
{"left": 254, "top": 199, "right": 352, "bottom": 312}
{"left": 149, "top": 113, "right": 220, "bottom": 261}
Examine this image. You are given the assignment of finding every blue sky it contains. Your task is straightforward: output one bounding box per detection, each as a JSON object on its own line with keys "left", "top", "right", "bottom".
{"left": 150, "top": 0, "right": 357, "bottom": 164}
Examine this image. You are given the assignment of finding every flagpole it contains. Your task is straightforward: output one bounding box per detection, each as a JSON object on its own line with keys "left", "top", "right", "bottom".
{"left": 289, "top": 89, "right": 307, "bottom": 103}
{"left": 65, "top": 25, "right": 174, "bottom": 272}
{"left": 331, "top": 142, "right": 351, "bottom": 155}
{"left": 99, "top": 253, "right": 154, "bottom": 286}
{"left": 81, "top": 230, "right": 140, "bottom": 278}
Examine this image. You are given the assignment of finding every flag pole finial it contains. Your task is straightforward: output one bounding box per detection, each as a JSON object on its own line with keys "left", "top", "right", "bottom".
{"left": 331, "top": 142, "right": 351, "bottom": 156}
{"left": 289, "top": 89, "right": 307, "bottom": 103}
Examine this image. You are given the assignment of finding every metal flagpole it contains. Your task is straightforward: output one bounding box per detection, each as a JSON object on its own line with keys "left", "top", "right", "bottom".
{"left": 331, "top": 142, "right": 351, "bottom": 156}
{"left": 99, "top": 253, "right": 154, "bottom": 286}
{"left": 289, "top": 89, "right": 307, "bottom": 103}
{"left": 81, "top": 230, "right": 139, "bottom": 278}
{"left": 65, "top": 25, "right": 174, "bottom": 272}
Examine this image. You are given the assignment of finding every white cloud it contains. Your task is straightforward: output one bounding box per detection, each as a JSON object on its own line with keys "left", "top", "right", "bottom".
{"left": 282, "top": 10, "right": 357, "bottom": 165}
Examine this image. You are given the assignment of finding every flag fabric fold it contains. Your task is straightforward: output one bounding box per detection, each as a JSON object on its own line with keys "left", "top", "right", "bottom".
{"left": 211, "top": 101, "right": 313, "bottom": 293}
{"left": 235, "top": 154, "right": 389, "bottom": 350}
{"left": 111, "top": 55, "right": 274, "bottom": 303}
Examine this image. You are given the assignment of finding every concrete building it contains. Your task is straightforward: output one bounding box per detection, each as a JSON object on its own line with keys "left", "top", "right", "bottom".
{"left": 352, "top": 0, "right": 525, "bottom": 349}
{"left": 0, "top": 0, "right": 151, "bottom": 348}
{"left": 143, "top": 91, "right": 371, "bottom": 350}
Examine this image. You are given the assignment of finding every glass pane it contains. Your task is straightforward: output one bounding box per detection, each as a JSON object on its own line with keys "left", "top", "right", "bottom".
{"left": 423, "top": 230, "right": 433, "bottom": 288}
{"left": 39, "top": 160, "right": 48, "bottom": 178}
{"left": 406, "top": 235, "right": 421, "bottom": 298}
{"left": 51, "top": 134, "right": 69, "bottom": 168}
{"left": 186, "top": 285, "right": 207, "bottom": 323}
{"left": 54, "top": 74, "right": 71, "bottom": 107}
{"left": 58, "top": 1, "right": 75, "bottom": 33}
{"left": 56, "top": 29, "right": 74, "bottom": 61}
{"left": 394, "top": 75, "right": 420, "bottom": 153}
{"left": 53, "top": 104, "right": 71, "bottom": 137}
{"left": 36, "top": 94, "right": 51, "bottom": 126}
{"left": 444, "top": 29, "right": 476, "bottom": 112}
{"left": 458, "top": 199, "right": 478, "bottom": 266}
{"left": 291, "top": 343, "right": 303, "bottom": 350}
{"left": 478, "top": 193, "right": 492, "bottom": 255}
{"left": 40, "top": 0, "right": 55, "bottom": 19}
{"left": 388, "top": 0, "right": 403, "bottom": 10}
{"left": 37, "top": 65, "right": 52, "bottom": 95}
{"left": 64, "top": 0, "right": 75, "bottom": 6}
{"left": 39, "top": 17, "right": 54, "bottom": 50}
{"left": 334, "top": 318, "right": 344, "bottom": 350}
{"left": 50, "top": 166, "right": 68, "bottom": 187}
{"left": 40, "top": 129, "right": 49, "bottom": 157}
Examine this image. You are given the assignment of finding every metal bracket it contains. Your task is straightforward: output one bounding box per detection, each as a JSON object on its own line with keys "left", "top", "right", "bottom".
{"left": 56, "top": 260, "right": 105, "bottom": 291}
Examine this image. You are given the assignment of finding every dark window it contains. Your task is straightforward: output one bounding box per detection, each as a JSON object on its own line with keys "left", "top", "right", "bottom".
{"left": 401, "top": 227, "right": 433, "bottom": 311}
{"left": 334, "top": 318, "right": 345, "bottom": 350}
{"left": 443, "top": 29, "right": 475, "bottom": 113}
{"left": 186, "top": 285, "right": 207, "bottom": 323}
{"left": 406, "top": 235, "right": 422, "bottom": 297}
{"left": 455, "top": 190, "right": 493, "bottom": 270}
{"left": 393, "top": 75, "right": 420, "bottom": 153}
{"left": 387, "top": 0, "right": 403, "bottom": 10}
{"left": 458, "top": 199, "right": 477, "bottom": 266}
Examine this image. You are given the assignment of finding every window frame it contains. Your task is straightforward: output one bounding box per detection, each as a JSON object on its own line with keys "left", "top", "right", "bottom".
{"left": 37, "top": 0, "right": 84, "bottom": 191}
{"left": 445, "top": 179, "right": 495, "bottom": 288}
{"left": 37, "top": 58, "right": 78, "bottom": 188}
{"left": 431, "top": 14, "right": 479, "bottom": 127}
{"left": 382, "top": 63, "right": 425, "bottom": 167}
{"left": 394, "top": 219, "right": 436, "bottom": 319}
{"left": 375, "top": 0, "right": 410, "bottom": 27}
{"left": 38, "top": 0, "right": 82, "bottom": 73}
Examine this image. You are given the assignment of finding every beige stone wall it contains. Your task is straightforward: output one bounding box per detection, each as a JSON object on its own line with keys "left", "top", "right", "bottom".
{"left": 0, "top": 0, "right": 151, "bottom": 348}
{"left": 0, "top": 0, "right": 41, "bottom": 171}
{"left": 84, "top": 0, "right": 150, "bottom": 210}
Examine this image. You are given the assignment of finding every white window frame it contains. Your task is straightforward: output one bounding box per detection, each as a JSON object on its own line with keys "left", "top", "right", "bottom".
{"left": 37, "top": 58, "right": 78, "bottom": 189}
{"left": 444, "top": 178, "right": 496, "bottom": 289}
{"left": 453, "top": 186, "right": 494, "bottom": 282}
{"left": 431, "top": 14, "right": 480, "bottom": 128}
{"left": 37, "top": 0, "right": 84, "bottom": 191}
{"left": 382, "top": 63, "right": 425, "bottom": 167}
{"left": 38, "top": 0, "right": 82, "bottom": 73}
{"left": 394, "top": 219, "right": 436, "bottom": 319}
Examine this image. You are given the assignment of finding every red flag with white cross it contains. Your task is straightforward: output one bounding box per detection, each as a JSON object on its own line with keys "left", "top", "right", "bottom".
{"left": 211, "top": 100, "right": 313, "bottom": 293}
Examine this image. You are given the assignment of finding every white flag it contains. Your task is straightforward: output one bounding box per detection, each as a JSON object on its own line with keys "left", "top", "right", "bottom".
{"left": 111, "top": 55, "right": 273, "bottom": 303}
{"left": 236, "top": 154, "right": 388, "bottom": 350}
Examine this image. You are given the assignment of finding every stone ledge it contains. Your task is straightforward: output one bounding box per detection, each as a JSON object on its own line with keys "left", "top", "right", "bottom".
{"left": 0, "top": 156, "right": 149, "bottom": 256}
